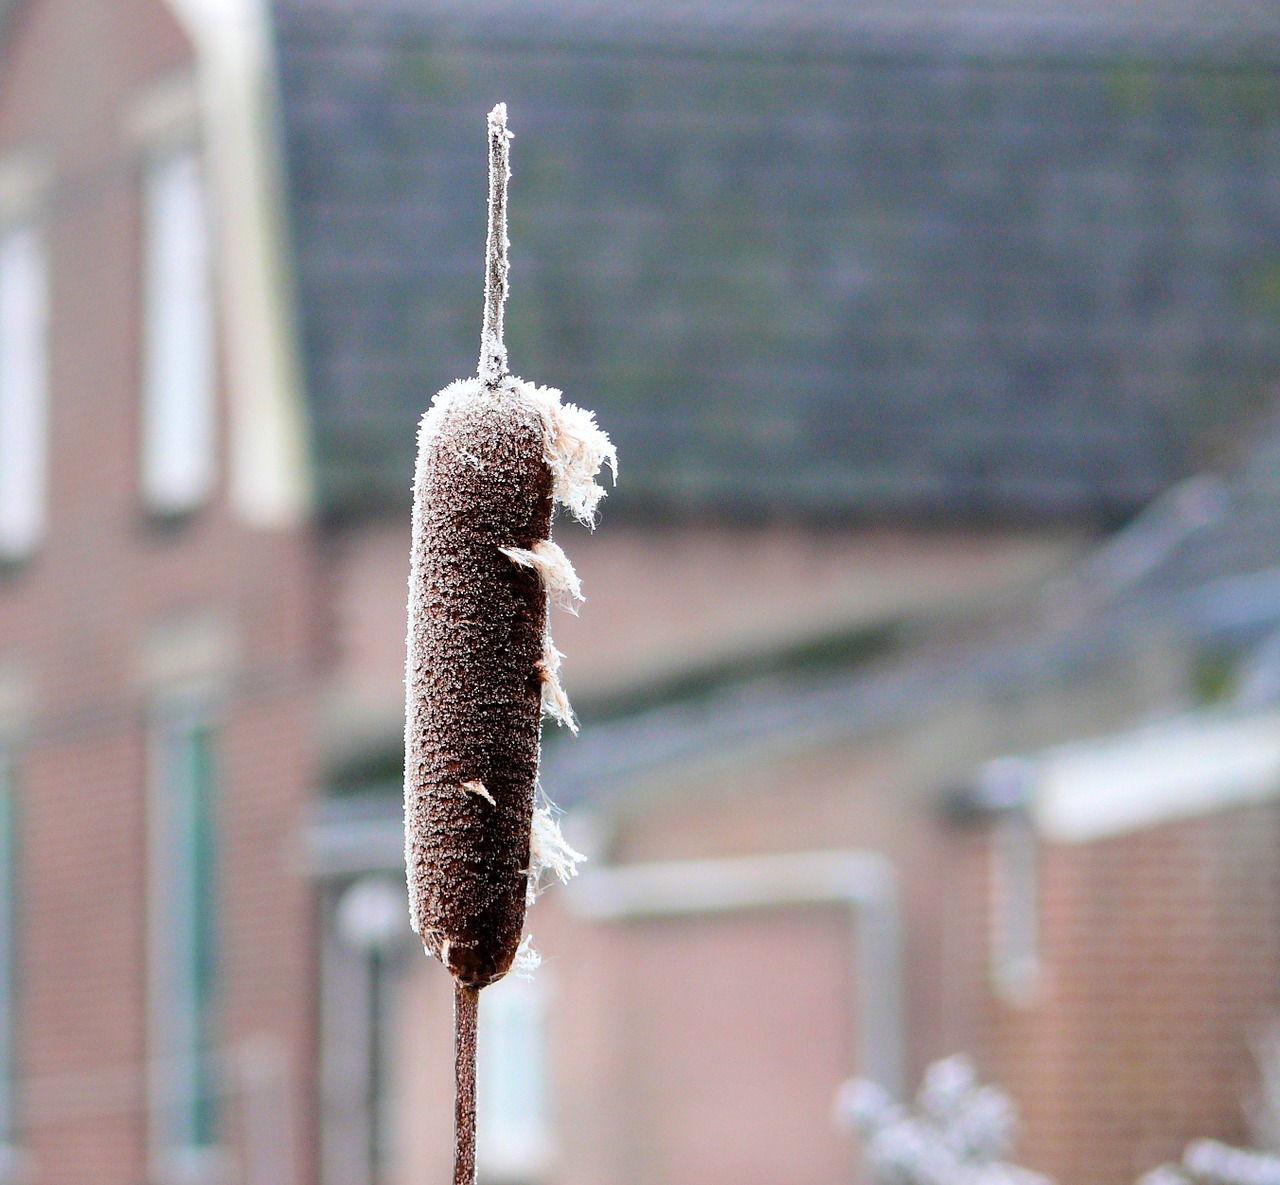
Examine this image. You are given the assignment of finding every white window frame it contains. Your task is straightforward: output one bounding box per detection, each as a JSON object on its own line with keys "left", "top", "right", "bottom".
{"left": 0, "top": 213, "right": 49, "bottom": 562}
{"left": 0, "top": 750, "right": 20, "bottom": 1182}
{"left": 139, "top": 139, "right": 217, "bottom": 517}
{"left": 989, "top": 807, "right": 1042, "bottom": 1004}
{"left": 476, "top": 970, "right": 554, "bottom": 1182}
{"left": 146, "top": 691, "right": 225, "bottom": 1185}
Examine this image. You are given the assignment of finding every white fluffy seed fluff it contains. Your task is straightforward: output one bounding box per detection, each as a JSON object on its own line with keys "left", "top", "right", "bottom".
{"left": 501, "top": 538, "right": 583, "bottom": 610}
{"left": 526, "top": 802, "right": 587, "bottom": 906}
{"left": 461, "top": 780, "right": 496, "bottom": 806}
{"left": 537, "top": 637, "right": 577, "bottom": 732}
{"left": 526, "top": 384, "right": 618, "bottom": 523}
{"left": 512, "top": 934, "right": 542, "bottom": 979}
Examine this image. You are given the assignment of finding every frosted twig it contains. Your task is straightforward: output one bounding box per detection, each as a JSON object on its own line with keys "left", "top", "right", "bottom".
{"left": 1136, "top": 1026, "right": 1280, "bottom": 1185}
{"left": 837, "top": 1055, "right": 1053, "bottom": 1185}
{"left": 1143, "top": 1141, "right": 1280, "bottom": 1185}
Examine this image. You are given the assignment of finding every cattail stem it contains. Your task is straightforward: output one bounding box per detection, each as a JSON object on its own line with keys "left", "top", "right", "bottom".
{"left": 479, "top": 103, "right": 511, "bottom": 387}
{"left": 453, "top": 983, "right": 480, "bottom": 1185}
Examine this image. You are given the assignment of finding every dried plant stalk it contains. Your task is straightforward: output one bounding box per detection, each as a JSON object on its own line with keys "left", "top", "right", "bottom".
{"left": 404, "top": 103, "right": 615, "bottom": 1184}
{"left": 452, "top": 985, "right": 479, "bottom": 1185}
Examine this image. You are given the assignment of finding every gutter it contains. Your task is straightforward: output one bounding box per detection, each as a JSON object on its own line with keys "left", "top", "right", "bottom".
{"left": 961, "top": 708, "right": 1280, "bottom": 845}
{"left": 567, "top": 848, "right": 906, "bottom": 1097}
{"left": 302, "top": 804, "right": 908, "bottom": 1094}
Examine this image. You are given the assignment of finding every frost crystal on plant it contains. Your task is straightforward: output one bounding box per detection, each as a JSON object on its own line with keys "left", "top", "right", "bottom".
{"left": 1141, "top": 1141, "right": 1280, "bottom": 1185}
{"left": 1136, "top": 1025, "right": 1280, "bottom": 1185}
{"left": 837, "top": 1055, "right": 1053, "bottom": 1185}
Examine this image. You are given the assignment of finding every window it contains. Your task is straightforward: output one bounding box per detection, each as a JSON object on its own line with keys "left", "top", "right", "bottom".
{"left": 141, "top": 144, "right": 216, "bottom": 516}
{"left": 0, "top": 752, "right": 19, "bottom": 1178}
{"left": 147, "top": 701, "right": 221, "bottom": 1180}
{"left": 477, "top": 972, "right": 553, "bottom": 1182}
{"left": 0, "top": 221, "right": 48, "bottom": 560}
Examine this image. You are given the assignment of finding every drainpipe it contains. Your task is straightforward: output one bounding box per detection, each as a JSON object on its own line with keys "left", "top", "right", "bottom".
{"left": 566, "top": 848, "right": 905, "bottom": 1098}
{"left": 336, "top": 876, "right": 407, "bottom": 1185}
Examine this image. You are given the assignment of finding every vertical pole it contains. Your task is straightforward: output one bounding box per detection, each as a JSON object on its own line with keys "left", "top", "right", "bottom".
{"left": 453, "top": 984, "right": 480, "bottom": 1185}
{"left": 368, "top": 950, "right": 384, "bottom": 1185}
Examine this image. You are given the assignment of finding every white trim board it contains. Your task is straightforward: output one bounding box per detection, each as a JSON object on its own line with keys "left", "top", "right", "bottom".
{"left": 161, "top": 0, "right": 312, "bottom": 528}
{"left": 1030, "top": 709, "right": 1280, "bottom": 844}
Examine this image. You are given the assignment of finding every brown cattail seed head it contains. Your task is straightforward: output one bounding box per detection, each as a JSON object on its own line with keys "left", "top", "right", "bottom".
{"left": 404, "top": 105, "right": 615, "bottom": 991}
{"left": 406, "top": 379, "right": 550, "bottom": 988}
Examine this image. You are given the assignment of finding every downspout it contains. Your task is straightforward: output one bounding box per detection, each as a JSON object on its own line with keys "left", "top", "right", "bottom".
{"left": 566, "top": 848, "right": 906, "bottom": 1098}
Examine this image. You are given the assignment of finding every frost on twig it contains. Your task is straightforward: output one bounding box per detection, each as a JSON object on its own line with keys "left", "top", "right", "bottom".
{"left": 836, "top": 1055, "right": 1053, "bottom": 1185}
{"left": 1137, "top": 1023, "right": 1280, "bottom": 1185}
{"left": 479, "top": 102, "right": 511, "bottom": 387}
{"left": 1139, "top": 1141, "right": 1280, "bottom": 1185}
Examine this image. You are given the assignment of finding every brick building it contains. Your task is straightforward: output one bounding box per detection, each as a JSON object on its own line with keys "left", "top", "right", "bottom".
{"left": 1, "top": 1, "right": 1280, "bottom": 1184}
{"left": 0, "top": 1, "right": 317, "bottom": 1183}
{"left": 312, "top": 457, "right": 1280, "bottom": 1185}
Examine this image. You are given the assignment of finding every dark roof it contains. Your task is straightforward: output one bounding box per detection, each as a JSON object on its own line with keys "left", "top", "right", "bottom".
{"left": 1110, "top": 442, "right": 1280, "bottom": 629}
{"left": 271, "top": 0, "right": 1280, "bottom": 522}
{"left": 278, "top": 0, "right": 1280, "bottom": 58}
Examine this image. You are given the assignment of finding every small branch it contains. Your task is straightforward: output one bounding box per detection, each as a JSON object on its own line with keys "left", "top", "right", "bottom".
{"left": 453, "top": 983, "right": 480, "bottom": 1185}
{"left": 479, "top": 103, "right": 512, "bottom": 388}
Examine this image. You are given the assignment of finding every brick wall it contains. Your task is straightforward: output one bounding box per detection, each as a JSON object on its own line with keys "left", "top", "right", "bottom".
{"left": 385, "top": 724, "right": 1280, "bottom": 1185}
{"left": 981, "top": 802, "right": 1280, "bottom": 1185}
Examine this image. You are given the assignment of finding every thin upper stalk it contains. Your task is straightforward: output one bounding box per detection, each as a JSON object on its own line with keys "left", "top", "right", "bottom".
{"left": 479, "top": 103, "right": 511, "bottom": 388}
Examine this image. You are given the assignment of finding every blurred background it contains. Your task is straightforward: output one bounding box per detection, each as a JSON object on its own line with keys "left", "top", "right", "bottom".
{"left": 1, "top": 0, "right": 1280, "bottom": 1183}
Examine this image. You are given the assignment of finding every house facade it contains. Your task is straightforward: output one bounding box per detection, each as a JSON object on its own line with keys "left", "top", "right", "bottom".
{"left": 1, "top": 1, "right": 1280, "bottom": 1184}
{"left": 0, "top": 1, "right": 317, "bottom": 1182}
{"left": 312, "top": 459, "right": 1280, "bottom": 1185}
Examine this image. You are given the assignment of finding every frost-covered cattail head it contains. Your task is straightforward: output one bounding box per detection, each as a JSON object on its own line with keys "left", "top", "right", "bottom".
{"left": 404, "top": 103, "right": 615, "bottom": 991}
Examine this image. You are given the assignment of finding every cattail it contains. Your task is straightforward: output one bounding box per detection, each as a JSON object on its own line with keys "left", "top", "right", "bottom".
{"left": 404, "top": 103, "right": 615, "bottom": 1184}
